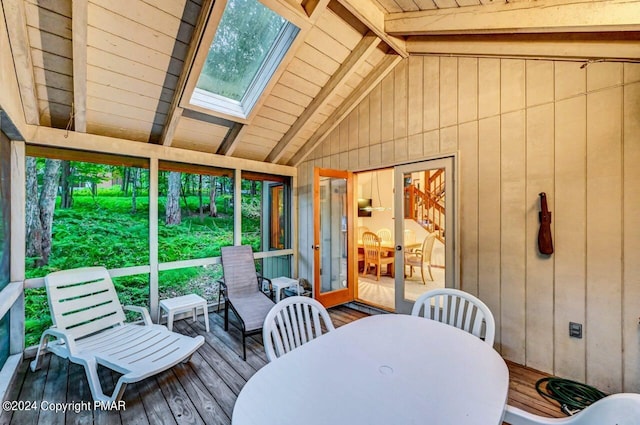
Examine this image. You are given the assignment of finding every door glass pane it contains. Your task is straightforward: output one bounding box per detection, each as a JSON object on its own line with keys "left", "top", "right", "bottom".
{"left": 319, "top": 176, "right": 347, "bottom": 294}
{"left": 355, "top": 169, "right": 395, "bottom": 310}
{"left": 401, "top": 168, "right": 446, "bottom": 302}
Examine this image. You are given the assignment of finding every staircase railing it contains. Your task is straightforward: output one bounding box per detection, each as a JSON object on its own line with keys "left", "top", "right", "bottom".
{"left": 404, "top": 184, "right": 445, "bottom": 242}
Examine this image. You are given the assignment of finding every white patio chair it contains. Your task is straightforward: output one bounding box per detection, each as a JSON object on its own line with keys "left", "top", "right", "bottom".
{"left": 30, "top": 266, "right": 205, "bottom": 402}
{"left": 503, "top": 393, "right": 640, "bottom": 424}
{"left": 263, "top": 296, "right": 335, "bottom": 362}
{"left": 411, "top": 288, "right": 495, "bottom": 346}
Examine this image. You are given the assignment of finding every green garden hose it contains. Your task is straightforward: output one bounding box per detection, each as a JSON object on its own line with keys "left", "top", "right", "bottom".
{"left": 536, "top": 377, "right": 607, "bottom": 416}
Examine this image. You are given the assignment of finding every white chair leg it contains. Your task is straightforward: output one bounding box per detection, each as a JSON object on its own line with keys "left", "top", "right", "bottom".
{"left": 82, "top": 358, "right": 110, "bottom": 402}
{"left": 30, "top": 333, "right": 50, "bottom": 372}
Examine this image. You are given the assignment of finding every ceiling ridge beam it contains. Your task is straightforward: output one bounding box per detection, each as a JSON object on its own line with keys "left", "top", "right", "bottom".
{"left": 2, "top": 0, "right": 40, "bottom": 125}
{"left": 160, "top": 0, "right": 215, "bottom": 147}
{"left": 386, "top": 0, "right": 640, "bottom": 36}
{"left": 289, "top": 53, "right": 401, "bottom": 167}
{"left": 72, "top": 0, "right": 87, "bottom": 133}
{"left": 266, "top": 32, "right": 380, "bottom": 164}
{"left": 337, "top": 0, "right": 407, "bottom": 57}
{"left": 407, "top": 34, "right": 640, "bottom": 60}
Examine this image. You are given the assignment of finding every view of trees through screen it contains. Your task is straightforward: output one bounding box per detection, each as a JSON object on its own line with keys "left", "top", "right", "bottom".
{"left": 23, "top": 155, "right": 276, "bottom": 346}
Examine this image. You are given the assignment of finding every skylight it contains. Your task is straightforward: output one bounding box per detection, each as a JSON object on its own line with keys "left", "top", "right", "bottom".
{"left": 191, "top": 0, "right": 299, "bottom": 119}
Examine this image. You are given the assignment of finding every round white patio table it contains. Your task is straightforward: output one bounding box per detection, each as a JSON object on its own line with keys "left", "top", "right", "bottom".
{"left": 232, "top": 313, "right": 509, "bottom": 425}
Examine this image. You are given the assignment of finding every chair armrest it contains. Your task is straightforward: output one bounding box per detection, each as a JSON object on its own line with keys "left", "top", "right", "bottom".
{"left": 258, "top": 275, "right": 273, "bottom": 299}
{"left": 123, "top": 305, "right": 153, "bottom": 325}
{"left": 217, "top": 278, "right": 228, "bottom": 301}
{"left": 42, "top": 327, "right": 78, "bottom": 356}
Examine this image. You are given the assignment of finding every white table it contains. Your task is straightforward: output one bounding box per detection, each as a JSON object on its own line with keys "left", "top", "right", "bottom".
{"left": 158, "top": 294, "right": 209, "bottom": 332}
{"left": 270, "top": 276, "right": 300, "bottom": 302}
{"left": 232, "top": 314, "right": 509, "bottom": 425}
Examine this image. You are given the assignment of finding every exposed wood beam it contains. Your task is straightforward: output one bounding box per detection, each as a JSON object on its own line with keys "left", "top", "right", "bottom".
{"left": 161, "top": 0, "right": 214, "bottom": 146}
{"left": 386, "top": 0, "right": 640, "bottom": 36}
{"left": 289, "top": 53, "right": 401, "bottom": 166}
{"left": 266, "top": 33, "right": 380, "bottom": 164}
{"left": 217, "top": 122, "right": 246, "bottom": 156}
{"left": 336, "top": 0, "right": 408, "bottom": 57}
{"left": 302, "top": 0, "right": 331, "bottom": 21}
{"left": 23, "top": 125, "right": 296, "bottom": 177}
{"left": 71, "top": 0, "right": 87, "bottom": 133}
{"left": 407, "top": 33, "right": 640, "bottom": 60}
{"left": 1, "top": 0, "right": 39, "bottom": 125}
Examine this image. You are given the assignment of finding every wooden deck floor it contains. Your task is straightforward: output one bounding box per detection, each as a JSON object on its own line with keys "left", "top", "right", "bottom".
{"left": 1, "top": 306, "right": 565, "bottom": 425}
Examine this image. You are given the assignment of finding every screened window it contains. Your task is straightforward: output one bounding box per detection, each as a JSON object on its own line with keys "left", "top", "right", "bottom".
{"left": 191, "top": 0, "right": 299, "bottom": 118}
{"left": 0, "top": 132, "right": 10, "bottom": 370}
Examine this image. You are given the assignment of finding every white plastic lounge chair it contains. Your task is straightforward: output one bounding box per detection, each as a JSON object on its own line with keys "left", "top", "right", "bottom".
{"left": 218, "top": 245, "right": 275, "bottom": 360}
{"left": 263, "top": 296, "right": 335, "bottom": 362}
{"left": 504, "top": 393, "right": 640, "bottom": 424}
{"left": 30, "top": 266, "right": 205, "bottom": 402}
{"left": 411, "top": 288, "right": 496, "bottom": 346}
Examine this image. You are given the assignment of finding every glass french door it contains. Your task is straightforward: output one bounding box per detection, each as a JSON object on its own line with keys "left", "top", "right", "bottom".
{"left": 394, "top": 157, "right": 456, "bottom": 314}
{"left": 313, "top": 168, "right": 355, "bottom": 308}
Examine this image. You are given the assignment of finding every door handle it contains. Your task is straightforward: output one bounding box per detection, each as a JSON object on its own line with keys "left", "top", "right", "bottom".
{"left": 396, "top": 245, "right": 402, "bottom": 251}
{"left": 313, "top": 245, "right": 320, "bottom": 251}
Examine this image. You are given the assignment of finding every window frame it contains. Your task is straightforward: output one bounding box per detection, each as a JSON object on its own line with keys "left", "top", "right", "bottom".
{"left": 191, "top": 18, "right": 299, "bottom": 119}
{"left": 179, "top": 0, "right": 309, "bottom": 124}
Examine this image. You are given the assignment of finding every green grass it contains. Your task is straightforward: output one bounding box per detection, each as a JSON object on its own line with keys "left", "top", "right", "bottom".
{"left": 24, "top": 190, "right": 262, "bottom": 346}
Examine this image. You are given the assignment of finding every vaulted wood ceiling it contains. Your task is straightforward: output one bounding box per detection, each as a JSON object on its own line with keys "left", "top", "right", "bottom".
{"left": 3, "top": 0, "right": 639, "bottom": 167}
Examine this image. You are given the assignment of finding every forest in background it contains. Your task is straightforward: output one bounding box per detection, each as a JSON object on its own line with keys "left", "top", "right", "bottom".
{"left": 24, "top": 157, "right": 264, "bottom": 346}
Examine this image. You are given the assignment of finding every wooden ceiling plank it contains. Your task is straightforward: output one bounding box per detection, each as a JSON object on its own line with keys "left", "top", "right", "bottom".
{"left": 161, "top": 0, "right": 214, "bottom": 147}
{"left": 337, "top": 0, "right": 408, "bottom": 57}
{"left": 72, "top": 0, "right": 88, "bottom": 132}
{"left": 2, "top": 0, "right": 40, "bottom": 125}
{"left": 386, "top": 0, "right": 640, "bottom": 35}
{"left": 289, "top": 53, "right": 400, "bottom": 166}
{"left": 266, "top": 32, "right": 379, "bottom": 163}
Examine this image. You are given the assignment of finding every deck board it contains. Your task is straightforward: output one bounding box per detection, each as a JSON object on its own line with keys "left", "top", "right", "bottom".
{"left": 1, "top": 306, "right": 565, "bottom": 425}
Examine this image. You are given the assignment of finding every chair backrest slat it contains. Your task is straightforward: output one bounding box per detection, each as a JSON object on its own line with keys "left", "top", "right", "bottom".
{"left": 45, "top": 267, "right": 126, "bottom": 340}
{"left": 411, "top": 288, "right": 496, "bottom": 346}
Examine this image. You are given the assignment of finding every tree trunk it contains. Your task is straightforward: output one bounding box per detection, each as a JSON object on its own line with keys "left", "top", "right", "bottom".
{"left": 39, "top": 159, "right": 61, "bottom": 265}
{"left": 59, "top": 160, "right": 73, "bottom": 209}
{"left": 166, "top": 171, "right": 181, "bottom": 225}
{"left": 198, "top": 175, "right": 203, "bottom": 220}
{"left": 131, "top": 168, "right": 138, "bottom": 214}
{"left": 25, "top": 157, "right": 43, "bottom": 263}
{"left": 209, "top": 176, "right": 217, "bottom": 217}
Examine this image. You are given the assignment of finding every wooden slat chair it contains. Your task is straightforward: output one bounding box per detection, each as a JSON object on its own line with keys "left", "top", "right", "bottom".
{"left": 262, "top": 296, "right": 335, "bottom": 362}
{"left": 411, "top": 288, "right": 495, "bottom": 346}
{"left": 30, "top": 266, "right": 205, "bottom": 402}
{"left": 362, "top": 231, "right": 394, "bottom": 281}
{"left": 218, "top": 245, "right": 275, "bottom": 360}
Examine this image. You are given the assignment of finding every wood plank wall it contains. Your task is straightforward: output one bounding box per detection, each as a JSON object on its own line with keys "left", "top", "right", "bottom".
{"left": 297, "top": 56, "right": 640, "bottom": 393}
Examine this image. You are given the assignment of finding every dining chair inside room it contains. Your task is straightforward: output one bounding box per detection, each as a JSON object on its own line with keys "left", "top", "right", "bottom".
{"left": 404, "top": 231, "right": 437, "bottom": 283}
{"left": 376, "top": 228, "right": 392, "bottom": 243}
{"left": 263, "top": 296, "right": 335, "bottom": 362}
{"left": 362, "top": 231, "right": 394, "bottom": 281}
{"left": 411, "top": 288, "right": 496, "bottom": 346}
